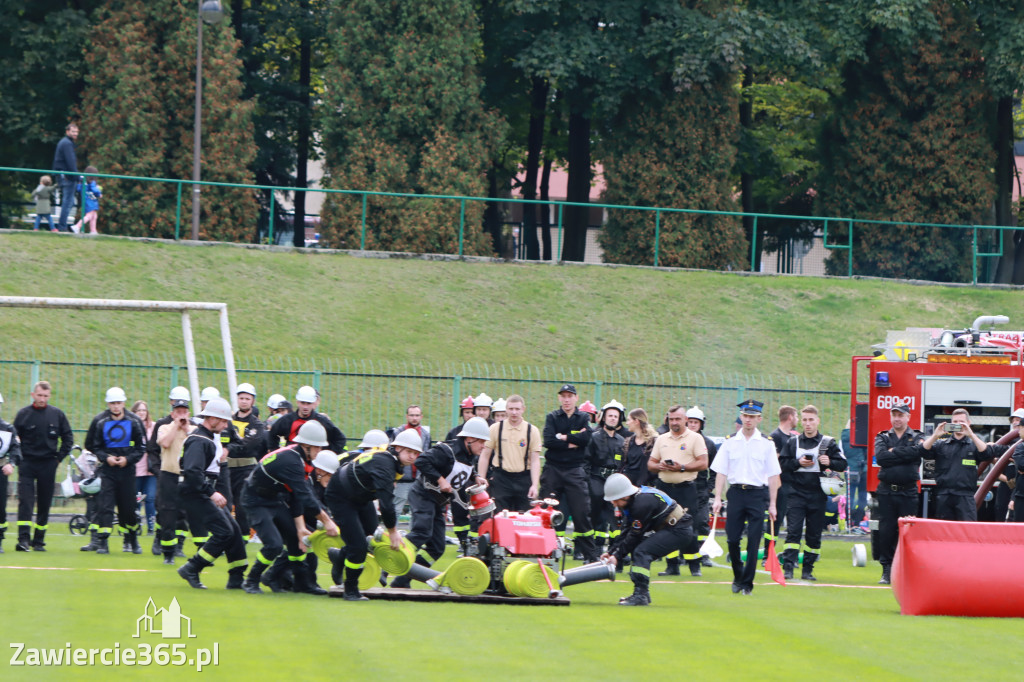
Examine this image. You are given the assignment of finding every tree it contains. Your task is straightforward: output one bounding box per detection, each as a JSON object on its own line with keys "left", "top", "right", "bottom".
{"left": 0, "top": 1, "right": 102, "bottom": 227}
{"left": 77, "top": 0, "right": 258, "bottom": 241}
{"left": 318, "top": 0, "right": 501, "bottom": 255}
{"left": 230, "top": 0, "right": 331, "bottom": 246}
{"left": 818, "top": 1, "right": 994, "bottom": 281}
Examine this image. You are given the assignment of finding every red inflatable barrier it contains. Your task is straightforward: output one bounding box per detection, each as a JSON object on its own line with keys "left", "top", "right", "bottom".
{"left": 892, "top": 517, "right": 1024, "bottom": 617}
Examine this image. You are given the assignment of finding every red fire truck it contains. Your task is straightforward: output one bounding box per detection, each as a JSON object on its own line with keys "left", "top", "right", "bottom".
{"left": 849, "top": 315, "right": 1021, "bottom": 556}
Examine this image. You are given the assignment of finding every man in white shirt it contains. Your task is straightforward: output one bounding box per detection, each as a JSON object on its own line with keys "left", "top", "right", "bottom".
{"left": 711, "top": 400, "right": 780, "bottom": 595}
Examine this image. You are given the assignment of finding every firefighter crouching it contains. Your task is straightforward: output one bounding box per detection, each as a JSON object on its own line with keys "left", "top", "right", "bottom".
{"left": 600, "top": 473, "right": 694, "bottom": 606}
{"left": 324, "top": 429, "right": 424, "bottom": 601}
{"left": 240, "top": 420, "right": 340, "bottom": 595}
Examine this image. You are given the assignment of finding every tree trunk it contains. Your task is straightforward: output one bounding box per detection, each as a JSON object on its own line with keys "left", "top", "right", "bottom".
{"left": 740, "top": 65, "right": 758, "bottom": 272}
{"left": 563, "top": 108, "right": 591, "bottom": 262}
{"left": 540, "top": 155, "right": 552, "bottom": 261}
{"left": 293, "top": 3, "right": 312, "bottom": 248}
{"left": 993, "top": 96, "right": 1018, "bottom": 283}
{"left": 522, "top": 76, "right": 548, "bottom": 260}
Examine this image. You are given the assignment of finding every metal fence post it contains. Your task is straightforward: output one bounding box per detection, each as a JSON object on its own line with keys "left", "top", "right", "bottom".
{"left": 174, "top": 182, "right": 183, "bottom": 240}
{"left": 312, "top": 369, "right": 322, "bottom": 395}
{"left": 452, "top": 375, "right": 462, "bottom": 428}
{"left": 593, "top": 380, "right": 603, "bottom": 408}
{"left": 360, "top": 193, "right": 368, "bottom": 250}
{"left": 653, "top": 211, "right": 661, "bottom": 267}
{"left": 750, "top": 215, "right": 758, "bottom": 272}
{"left": 170, "top": 365, "right": 180, "bottom": 390}
{"left": 268, "top": 192, "right": 276, "bottom": 245}
{"left": 458, "top": 199, "right": 466, "bottom": 257}
{"left": 556, "top": 204, "right": 564, "bottom": 262}
{"left": 31, "top": 360, "right": 40, "bottom": 389}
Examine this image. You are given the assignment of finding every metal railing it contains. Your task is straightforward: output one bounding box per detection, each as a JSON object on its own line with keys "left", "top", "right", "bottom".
{"left": 2, "top": 165, "right": 1010, "bottom": 283}
{"left": 0, "top": 349, "right": 849, "bottom": 441}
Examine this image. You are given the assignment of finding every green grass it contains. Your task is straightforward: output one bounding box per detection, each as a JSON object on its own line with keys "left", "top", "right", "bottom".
{"left": 0, "top": 530, "right": 1015, "bottom": 680}
{"left": 2, "top": 231, "right": 1024, "bottom": 389}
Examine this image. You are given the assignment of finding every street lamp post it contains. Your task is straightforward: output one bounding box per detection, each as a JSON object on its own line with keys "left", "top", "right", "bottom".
{"left": 191, "top": 0, "right": 225, "bottom": 241}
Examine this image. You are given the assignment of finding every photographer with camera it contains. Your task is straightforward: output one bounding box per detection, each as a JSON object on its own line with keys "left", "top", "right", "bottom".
{"left": 921, "top": 409, "right": 1006, "bottom": 522}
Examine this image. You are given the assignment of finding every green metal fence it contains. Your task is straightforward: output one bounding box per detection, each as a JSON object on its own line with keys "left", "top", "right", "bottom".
{"left": 0, "top": 349, "right": 850, "bottom": 442}
{"left": 0, "top": 165, "right": 1011, "bottom": 283}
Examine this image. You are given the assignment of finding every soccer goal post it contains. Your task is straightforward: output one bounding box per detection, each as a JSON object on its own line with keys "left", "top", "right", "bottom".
{"left": 0, "top": 296, "right": 238, "bottom": 412}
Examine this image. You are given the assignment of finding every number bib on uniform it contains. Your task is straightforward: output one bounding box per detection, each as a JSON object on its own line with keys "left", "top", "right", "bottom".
{"left": 449, "top": 461, "right": 474, "bottom": 491}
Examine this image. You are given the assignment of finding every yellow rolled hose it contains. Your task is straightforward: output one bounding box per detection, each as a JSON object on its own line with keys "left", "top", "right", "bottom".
{"left": 370, "top": 536, "right": 417, "bottom": 575}
{"left": 439, "top": 557, "right": 490, "bottom": 596}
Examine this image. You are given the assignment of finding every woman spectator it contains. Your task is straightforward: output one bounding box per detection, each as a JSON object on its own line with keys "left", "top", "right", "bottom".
{"left": 619, "top": 408, "right": 658, "bottom": 487}
{"left": 131, "top": 400, "right": 157, "bottom": 534}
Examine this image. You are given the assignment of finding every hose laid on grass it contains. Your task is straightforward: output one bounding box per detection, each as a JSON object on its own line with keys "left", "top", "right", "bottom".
{"left": 439, "top": 557, "right": 490, "bottom": 595}
{"left": 512, "top": 563, "right": 559, "bottom": 598}
{"left": 307, "top": 530, "right": 345, "bottom": 564}
{"left": 358, "top": 555, "right": 383, "bottom": 591}
{"left": 502, "top": 560, "right": 532, "bottom": 595}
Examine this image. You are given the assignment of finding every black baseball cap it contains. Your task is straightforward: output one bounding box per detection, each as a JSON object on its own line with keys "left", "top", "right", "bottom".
{"left": 558, "top": 384, "right": 577, "bottom": 395}
{"left": 891, "top": 403, "right": 911, "bottom": 414}
{"left": 171, "top": 399, "right": 189, "bottom": 409}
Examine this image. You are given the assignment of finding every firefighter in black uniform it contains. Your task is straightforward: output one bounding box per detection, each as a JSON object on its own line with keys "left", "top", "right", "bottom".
{"left": 873, "top": 402, "right": 923, "bottom": 585}
{"left": 12, "top": 381, "right": 73, "bottom": 552}
{"left": 390, "top": 417, "right": 490, "bottom": 588}
{"left": 83, "top": 387, "right": 146, "bottom": 555}
{"left": 325, "top": 429, "right": 424, "bottom": 600}
{"left": 920, "top": 408, "right": 1005, "bottom": 522}
{"left": 1012, "top": 423, "right": 1024, "bottom": 522}
{"left": 780, "top": 405, "right": 846, "bottom": 581}
{"left": 685, "top": 406, "right": 718, "bottom": 568}
{"left": 587, "top": 401, "right": 625, "bottom": 554}
{"left": 0, "top": 392, "right": 23, "bottom": 553}
{"left": 265, "top": 385, "right": 346, "bottom": 454}
{"left": 541, "top": 384, "right": 597, "bottom": 562}
{"left": 175, "top": 398, "right": 249, "bottom": 589}
{"left": 225, "top": 383, "right": 266, "bottom": 541}
{"left": 240, "top": 420, "right": 339, "bottom": 595}
{"left": 761, "top": 405, "right": 798, "bottom": 563}
{"left": 601, "top": 473, "right": 693, "bottom": 606}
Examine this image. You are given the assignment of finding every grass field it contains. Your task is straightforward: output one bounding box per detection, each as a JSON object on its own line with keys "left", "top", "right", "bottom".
{"left": 3, "top": 230, "right": 1024, "bottom": 389}
{"left": 0, "top": 529, "right": 1015, "bottom": 681}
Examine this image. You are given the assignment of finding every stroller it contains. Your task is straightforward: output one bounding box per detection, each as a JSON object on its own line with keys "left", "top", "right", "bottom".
{"left": 66, "top": 447, "right": 148, "bottom": 536}
{"left": 66, "top": 447, "right": 101, "bottom": 535}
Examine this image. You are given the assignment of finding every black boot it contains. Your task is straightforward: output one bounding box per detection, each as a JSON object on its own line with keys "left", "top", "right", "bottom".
{"left": 95, "top": 535, "right": 110, "bottom": 555}
{"left": 619, "top": 572, "right": 651, "bottom": 606}
{"left": 226, "top": 566, "right": 246, "bottom": 590}
{"left": 782, "top": 547, "right": 797, "bottom": 580}
{"left": 174, "top": 536, "right": 187, "bottom": 558}
{"left": 260, "top": 554, "right": 291, "bottom": 593}
{"left": 16, "top": 537, "right": 32, "bottom": 552}
{"left": 163, "top": 550, "right": 176, "bottom": 565}
{"left": 243, "top": 561, "right": 268, "bottom": 594}
{"left": 32, "top": 528, "right": 46, "bottom": 551}
{"left": 343, "top": 579, "right": 368, "bottom": 601}
{"left": 151, "top": 532, "right": 161, "bottom": 556}
{"left": 328, "top": 547, "right": 347, "bottom": 586}
{"left": 879, "top": 565, "right": 891, "bottom": 585}
{"left": 801, "top": 554, "right": 817, "bottom": 581}
{"left": 125, "top": 530, "right": 142, "bottom": 555}
{"left": 658, "top": 557, "right": 681, "bottom": 576}
{"left": 178, "top": 556, "right": 211, "bottom": 589}
{"left": 701, "top": 555, "right": 713, "bottom": 567}
{"left": 687, "top": 559, "right": 703, "bottom": 577}
{"left": 293, "top": 559, "right": 327, "bottom": 596}
{"left": 80, "top": 530, "right": 101, "bottom": 552}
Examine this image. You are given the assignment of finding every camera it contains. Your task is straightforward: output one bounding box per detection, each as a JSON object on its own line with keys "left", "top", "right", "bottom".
{"left": 946, "top": 423, "right": 963, "bottom": 433}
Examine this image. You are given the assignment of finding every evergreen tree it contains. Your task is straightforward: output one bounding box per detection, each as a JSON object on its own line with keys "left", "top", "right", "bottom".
{"left": 818, "top": 2, "right": 993, "bottom": 281}
{"left": 318, "top": 0, "right": 500, "bottom": 255}
{"left": 77, "top": 0, "right": 258, "bottom": 241}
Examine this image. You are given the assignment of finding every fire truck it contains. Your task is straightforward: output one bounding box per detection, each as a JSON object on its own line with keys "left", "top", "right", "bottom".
{"left": 849, "top": 315, "right": 1021, "bottom": 557}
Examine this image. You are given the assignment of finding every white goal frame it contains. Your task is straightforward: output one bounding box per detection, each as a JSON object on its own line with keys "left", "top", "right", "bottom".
{"left": 0, "top": 296, "right": 238, "bottom": 412}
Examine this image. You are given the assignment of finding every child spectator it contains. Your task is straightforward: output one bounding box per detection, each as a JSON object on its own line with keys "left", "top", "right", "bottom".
{"left": 31, "top": 176, "right": 56, "bottom": 231}
{"left": 70, "top": 166, "right": 103, "bottom": 234}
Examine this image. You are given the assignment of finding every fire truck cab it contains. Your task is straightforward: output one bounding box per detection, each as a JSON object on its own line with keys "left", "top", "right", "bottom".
{"left": 849, "top": 315, "right": 1021, "bottom": 556}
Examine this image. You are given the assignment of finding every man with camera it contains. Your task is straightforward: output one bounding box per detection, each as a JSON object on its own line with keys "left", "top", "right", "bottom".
{"left": 873, "top": 402, "right": 923, "bottom": 585}
{"left": 154, "top": 398, "right": 196, "bottom": 563}
{"left": 921, "top": 409, "right": 1004, "bottom": 522}
{"left": 648, "top": 404, "right": 708, "bottom": 577}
